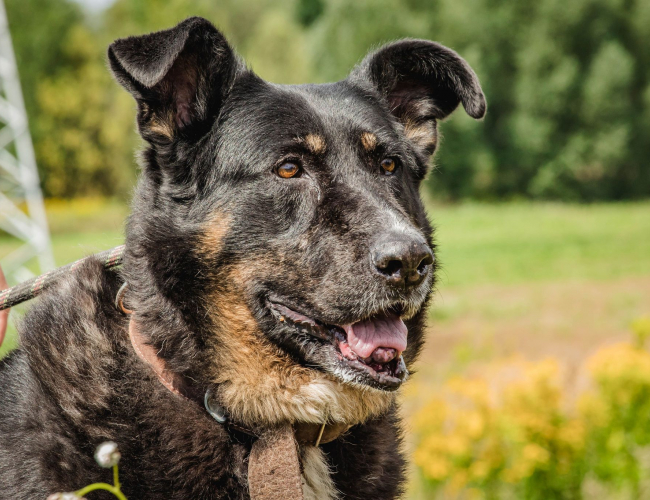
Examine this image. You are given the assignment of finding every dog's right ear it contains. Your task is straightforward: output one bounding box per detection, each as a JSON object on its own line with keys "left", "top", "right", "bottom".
{"left": 108, "top": 17, "right": 241, "bottom": 142}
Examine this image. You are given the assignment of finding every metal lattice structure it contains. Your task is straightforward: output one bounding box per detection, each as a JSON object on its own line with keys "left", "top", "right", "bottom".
{"left": 0, "top": 0, "right": 54, "bottom": 284}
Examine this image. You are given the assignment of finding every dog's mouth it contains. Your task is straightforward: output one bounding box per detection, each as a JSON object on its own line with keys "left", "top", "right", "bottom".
{"left": 266, "top": 300, "right": 409, "bottom": 390}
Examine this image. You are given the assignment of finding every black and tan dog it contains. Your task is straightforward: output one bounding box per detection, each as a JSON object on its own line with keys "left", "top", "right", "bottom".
{"left": 0, "top": 17, "right": 485, "bottom": 499}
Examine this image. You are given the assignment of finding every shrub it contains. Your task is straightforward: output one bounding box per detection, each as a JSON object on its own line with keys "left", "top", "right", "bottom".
{"left": 414, "top": 317, "right": 650, "bottom": 499}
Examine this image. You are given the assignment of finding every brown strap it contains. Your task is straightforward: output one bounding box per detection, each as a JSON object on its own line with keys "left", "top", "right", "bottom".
{"left": 128, "top": 319, "right": 190, "bottom": 401}
{"left": 294, "top": 422, "right": 350, "bottom": 446}
{"left": 249, "top": 424, "right": 304, "bottom": 500}
{"left": 128, "top": 318, "right": 350, "bottom": 444}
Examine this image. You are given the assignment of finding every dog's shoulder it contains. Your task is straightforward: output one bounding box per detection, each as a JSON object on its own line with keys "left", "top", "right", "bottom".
{"left": 0, "top": 259, "right": 129, "bottom": 495}
{"left": 17, "top": 258, "right": 129, "bottom": 424}
{"left": 20, "top": 256, "right": 125, "bottom": 357}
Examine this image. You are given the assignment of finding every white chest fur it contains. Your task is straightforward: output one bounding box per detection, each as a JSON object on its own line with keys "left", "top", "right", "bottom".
{"left": 301, "top": 446, "right": 338, "bottom": 500}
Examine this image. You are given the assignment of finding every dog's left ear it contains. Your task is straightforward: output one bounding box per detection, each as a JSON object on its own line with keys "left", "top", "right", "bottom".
{"left": 108, "top": 17, "right": 242, "bottom": 142}
{"left": 350, "top": 39, "right": 486, "bottom": 156}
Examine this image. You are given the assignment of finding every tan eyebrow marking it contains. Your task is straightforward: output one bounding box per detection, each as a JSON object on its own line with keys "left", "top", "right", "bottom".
{"left": 360, "top": 132, "right": 378, "bottom": 151}
{"left": 302, "top": 133, "right": 326, "bottom": 154}
{"left": 404, "top": 120, "right": 437, "bottom": 153}
{"left": 148, "top": 118, "right": 175, "bottom": 139}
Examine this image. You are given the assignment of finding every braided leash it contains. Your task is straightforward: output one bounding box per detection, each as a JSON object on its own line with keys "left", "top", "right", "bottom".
{"left": 0, "top": 245, "right": 125, "bottom": 311}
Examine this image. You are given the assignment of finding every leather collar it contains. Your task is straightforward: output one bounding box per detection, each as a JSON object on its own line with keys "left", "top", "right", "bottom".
{"left": 123, "top": 296, "right": 350, "bottom": 446}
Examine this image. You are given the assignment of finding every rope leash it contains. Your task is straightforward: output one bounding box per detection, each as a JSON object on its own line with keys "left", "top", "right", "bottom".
{"left": 0, "top": 245, "right": 125, "bottom": 311}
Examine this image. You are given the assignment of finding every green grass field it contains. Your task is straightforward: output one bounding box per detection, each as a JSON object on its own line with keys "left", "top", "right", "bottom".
{"left": 431, "top": 201, "right": 650, "bottom": 286}
{"left": 424, "top": 201, "right": 650, "bottom": 369}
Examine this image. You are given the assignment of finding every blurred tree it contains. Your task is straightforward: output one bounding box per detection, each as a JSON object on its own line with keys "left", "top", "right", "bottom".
{"left": 296, "top": 0, "right": 324, "bottom": 27}
{"left": 6, "top": 0, "right": 137, "bottom": 198}
{"left": 307, "top": 0, "right": 428, "bottom": 83}
{"left": 5, "top": 0, "right": 649, "bottom": 200}
{"left": 5, "top": 0, "right": 82, "bottom": 126}
{"left": 307, "top": 0, "right": 650, "bottom": 200}
{"left": 35, "top": 25, "right": 136, "bottom": 197}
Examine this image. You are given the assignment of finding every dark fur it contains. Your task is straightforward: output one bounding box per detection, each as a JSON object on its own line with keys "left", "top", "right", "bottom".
{"left": 0, "top": 17, "right": 484, "bottom": 499}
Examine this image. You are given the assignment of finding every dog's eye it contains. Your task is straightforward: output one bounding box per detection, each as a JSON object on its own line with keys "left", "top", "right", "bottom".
{"left": 275, "top": 162, "right": 302, "bottom": 179}
{"left": 380, "top": 158, "right": 397, "bottom": 175}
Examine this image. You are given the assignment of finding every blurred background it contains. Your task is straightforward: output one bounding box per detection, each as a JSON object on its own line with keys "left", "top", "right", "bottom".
{"left": 0, "top": 0, "right": 649, "bottom": 498}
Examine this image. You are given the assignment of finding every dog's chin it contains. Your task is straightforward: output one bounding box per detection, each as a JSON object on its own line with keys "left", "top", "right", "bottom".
{"left": 264, "top": 299, "right": 414, "bottom": 392}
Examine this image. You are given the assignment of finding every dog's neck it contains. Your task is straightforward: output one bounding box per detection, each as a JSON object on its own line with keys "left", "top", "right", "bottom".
{"left": 204, "top": 301, "right": 396, "bottom": 429}
{"left": 120, "top": 276, "right": 396, "bottom": 430}
{"left": 127, "top": 317, "right": 355, "bottom": 446}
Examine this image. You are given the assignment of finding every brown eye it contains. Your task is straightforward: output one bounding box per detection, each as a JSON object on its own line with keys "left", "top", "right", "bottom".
{"left": 380, "top": 158, "right": 397, "bottom": 175}
{"left": 276, "top": 162, "right": 301, "bottom": 179}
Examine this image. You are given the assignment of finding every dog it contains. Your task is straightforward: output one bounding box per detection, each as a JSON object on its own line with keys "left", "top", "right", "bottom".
{"left": 0, "top": 17, "right": 485, "bottom": 499}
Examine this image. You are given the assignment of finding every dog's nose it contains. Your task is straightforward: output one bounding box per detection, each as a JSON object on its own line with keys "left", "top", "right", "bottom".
{"left": 372, "top": 235, "right": 434, "bottom": 288}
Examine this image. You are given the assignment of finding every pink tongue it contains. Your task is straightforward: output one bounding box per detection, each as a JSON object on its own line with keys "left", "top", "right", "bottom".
{"left": 342, "top": 314, "right": 408, "bottom": 359}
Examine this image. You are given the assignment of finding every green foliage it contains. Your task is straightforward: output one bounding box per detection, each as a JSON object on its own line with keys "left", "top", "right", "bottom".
{"left": 308, "top": 0, "right": 650, "bottom": 201}
{"left": 35, "top": 26, "right": 136, "bottom": 197}
{"left": 5, "top": 0, "right": 650, "bottom": 198}
{"left": 632, "top": 317, "right": 650, "bottom": 349}
{"left": 296, "top": 0, "right": 324, "bottom": 27}
{"left": 6, "top": 0, "right": 136, "bottom": 198}
{"left": 5, "top": 0, "right": 82, "bottom": 122}
{"left": 307, "top": 0, "right": 428, "bottom": 82}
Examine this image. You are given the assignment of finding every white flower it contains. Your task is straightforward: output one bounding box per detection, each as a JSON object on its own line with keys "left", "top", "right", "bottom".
{"left": 46, "top": 493, "right": 85, "bottom": 500}
{"left": 94, "top": 441, "right": 121, "bottom": 468}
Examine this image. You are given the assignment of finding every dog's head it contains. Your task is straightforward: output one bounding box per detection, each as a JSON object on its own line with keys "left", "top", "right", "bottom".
{"left": 110, "top": 17, "right": 484, "bottom": 425}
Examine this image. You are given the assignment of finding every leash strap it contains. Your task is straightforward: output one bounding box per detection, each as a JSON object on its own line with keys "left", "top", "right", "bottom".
{"left": 128, "top": 318, "right": 188, "bottom": 400}
{"left": 248, "top": 425, "right": 304, "bottom": 500}
{"left": 0, "top": 245, "right": 125, "bottom": 311}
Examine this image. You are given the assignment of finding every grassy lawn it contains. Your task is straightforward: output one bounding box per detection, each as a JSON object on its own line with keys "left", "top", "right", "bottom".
{"left": 398, "top": 201, "right": 650, "bottom": 407}
{"left": 431, "top": 201, "right": 650, "bottom": 287}
{"left": 412, "top": 201, "right": 650, "bottom": 499}
{"left": 424, "top": 201, "right": 650, "bottom": 366}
